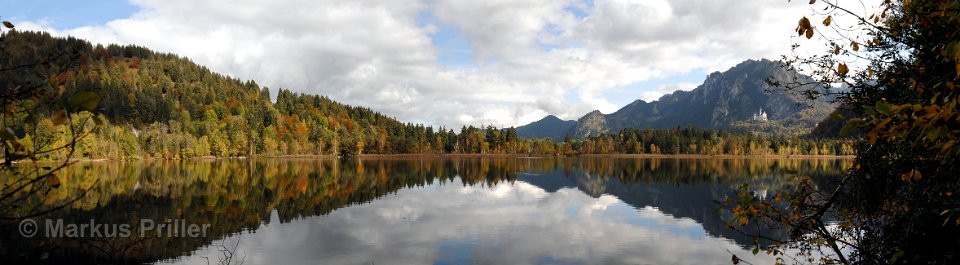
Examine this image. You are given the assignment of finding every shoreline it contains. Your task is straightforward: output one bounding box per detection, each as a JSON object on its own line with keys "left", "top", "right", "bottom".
{"left": 576, "top": 154, "right": 855, "bottom": 159}
{"left": 356, "top": 153, "right": 539, "bottom": 159}
{"left": 10, "top": 153, "right": 853, "bottom": 164}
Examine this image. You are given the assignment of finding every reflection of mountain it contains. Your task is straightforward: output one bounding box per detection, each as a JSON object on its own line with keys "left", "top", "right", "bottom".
{"left": 515, "top": 171, "right": 576, "bottom": 193}
{"left": 8, "top": 158, "right": 849, "bottom": 264}
{"left": 518, "top": 158, "right": 848, "bottom": 246}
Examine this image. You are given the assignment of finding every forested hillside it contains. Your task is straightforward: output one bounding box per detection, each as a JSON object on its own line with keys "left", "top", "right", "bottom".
{"left": 2, "top": 31, "right": 532, "bottom": 158}
{"left": 1, "top": 31, "right": 850, "bottom": 159}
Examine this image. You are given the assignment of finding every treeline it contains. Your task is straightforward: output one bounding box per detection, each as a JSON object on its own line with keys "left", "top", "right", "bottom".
{"left": 534, "top": 127, "right": 854, "bottom": 156}
{"left": 3, "top": 31, "right": 851, "bottom": 160}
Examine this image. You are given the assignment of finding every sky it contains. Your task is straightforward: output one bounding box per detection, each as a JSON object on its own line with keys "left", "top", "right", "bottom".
{"left": 3, "top": 0, "right": 816, "bottom": 128}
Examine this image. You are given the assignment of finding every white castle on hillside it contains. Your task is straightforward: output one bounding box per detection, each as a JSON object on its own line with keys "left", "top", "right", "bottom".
{"left": 752, "top": 108, "right": 768, "bottom": 122}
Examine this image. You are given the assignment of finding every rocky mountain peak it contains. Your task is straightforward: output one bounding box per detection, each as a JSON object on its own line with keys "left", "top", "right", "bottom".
{"left": 517, "top": 59, "right": 836, "bottom": 139}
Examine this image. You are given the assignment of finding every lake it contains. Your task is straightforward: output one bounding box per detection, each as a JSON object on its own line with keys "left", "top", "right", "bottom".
{"left": 17, "top": 157, "right": 850, "bottom": 264}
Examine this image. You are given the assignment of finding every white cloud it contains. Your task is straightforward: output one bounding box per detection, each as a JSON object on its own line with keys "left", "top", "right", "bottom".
{"left": 11, "top": 0, "right": 817, "bottom": 128}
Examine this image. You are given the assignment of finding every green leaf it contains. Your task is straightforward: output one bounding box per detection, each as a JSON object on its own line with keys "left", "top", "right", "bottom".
{"left": 947, "top": 41, "right": 960, "bottom": 60}
{"left": 70, "top": 91, "right": 101, "bottom": 111}
{"left": 2, "top": 21, "right": 13, "bottom": 29}
{"left": 830, "top": 112, "right": 845, "bottom": 121}
{"left": 876, "top": 101, "right": 893, "bottom": 115}
{"left": 753, "top": 247, "right": 760, "bottom": 255}
{"left": 840, "top": 124, "right": 854, "bottom": 136}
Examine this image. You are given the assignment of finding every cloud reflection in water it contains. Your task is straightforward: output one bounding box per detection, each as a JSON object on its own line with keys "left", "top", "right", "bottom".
{"left": 165, "top": 178, "right": 776, "bottom": 265}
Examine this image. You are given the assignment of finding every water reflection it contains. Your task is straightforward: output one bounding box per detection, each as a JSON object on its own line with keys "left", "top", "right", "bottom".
{"left": 12, "top": 157, "right": 849, "bottom": 264}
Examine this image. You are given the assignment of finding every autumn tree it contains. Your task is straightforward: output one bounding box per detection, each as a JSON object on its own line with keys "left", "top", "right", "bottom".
{"left": 726, "top": 1, "right": 960, "bottom": 264}
{"left": 0, "top": 22, "right": 100, "bottom": 234}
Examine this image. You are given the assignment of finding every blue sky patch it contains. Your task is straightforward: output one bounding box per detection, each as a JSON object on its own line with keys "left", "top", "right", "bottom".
{"left": 434, "top": 239, "right": 477, "bottom": 265}
{"left": 416, "top": 11, "right": 475, "bottom": 69}
{"left": 1, "top": 0, "right": 138, "bottom": 29}
{"left": 564, "top": 0, "right": 593, "bottom": 20}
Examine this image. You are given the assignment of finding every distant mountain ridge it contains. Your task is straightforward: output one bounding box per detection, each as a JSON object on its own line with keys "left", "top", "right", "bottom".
{"left": 514, "top": 115, "right": 577, "bottom": 141}
{"left": 517, "top": 59, "right": 836, "bottom": 139}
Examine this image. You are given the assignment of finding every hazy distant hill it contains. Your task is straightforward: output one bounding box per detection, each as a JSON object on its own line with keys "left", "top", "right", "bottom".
{"left": 514, "top": 115, "right": 577, "bottom": 141}
{"left": 519, "top": 59, "right": 837, "bottom": 139}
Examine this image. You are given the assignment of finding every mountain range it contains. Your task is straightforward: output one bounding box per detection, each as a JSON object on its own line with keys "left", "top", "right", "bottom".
{"left": 517, "top": 59, "right": 837, "bottom": 139}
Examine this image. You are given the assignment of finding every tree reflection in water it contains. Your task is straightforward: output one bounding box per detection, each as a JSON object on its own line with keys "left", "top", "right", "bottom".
{"left": 7, "top": 157, "right": 849, "bottom": 264}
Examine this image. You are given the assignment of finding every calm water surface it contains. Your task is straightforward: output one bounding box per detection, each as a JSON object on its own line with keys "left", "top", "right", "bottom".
{"left": 28, "top": 158, "right": 849, "bottom": 264}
